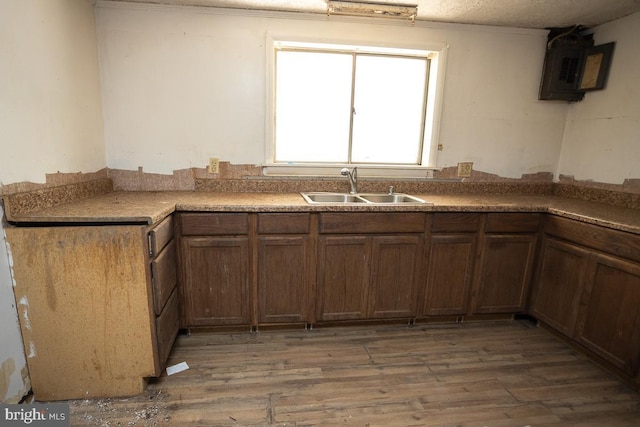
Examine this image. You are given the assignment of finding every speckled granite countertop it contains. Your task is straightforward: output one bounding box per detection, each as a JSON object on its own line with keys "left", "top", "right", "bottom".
{"left": 5, "top": 191, "right": 640, "bottom": 234}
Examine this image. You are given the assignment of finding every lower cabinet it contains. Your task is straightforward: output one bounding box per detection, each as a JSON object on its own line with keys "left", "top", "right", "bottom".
{"left": 176, "top": 210, "right": 640, "bottom": 383}
{"left": 471, "top": 213, "right": 540, "bottom": 314}
{"left": 258, "top": 235, "right": 313, "bottom": 324}
{"left": 317, "top": 235, "right": 370, "bottom": 321}
{"left": 422, "top": 212, "right": 540, "bottom": 317}
{"left": 422, "top": 234, "right": 477, "bottom": 316}
{"left": 576, "top": 253, "right": 640, "bottom": 376}
{"left": 529, "top": 237, "right": 590, "bottom": 336}
{"left": 531, "top": 215, "right": 640, "bottom": 378}
{"left": 257, "top": 213, "right": 314, "bottom": 324}
{"left": 178, "top": 213, "right": 314, "bottom": 327}
{"left": 369, "top": 236, "right": 423, "bottom": 318}
{"left": 149, "top": 216, "right": 180, "bottom": 370}
{"left": 316, "top": 212, "right": 426, "bottom": 322}
{"left": 177, "top": 211, "right": 544, "bottom": 325}
{"left": 6, "top": 220, "right": 178, "bottom": 400}
{"left": 316, "top": 234, "right": 422, "bottom": 321}
{"left": 421, "top": 213, "right": 481, "bottom": 316}
{"left": 177, "top": 213, "right": 251, "bottom": 326}
{"left": 180, "top": 236, "right": 250, "bottom": 326}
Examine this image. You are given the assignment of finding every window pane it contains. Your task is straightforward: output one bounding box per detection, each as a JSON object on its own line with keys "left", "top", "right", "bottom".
{"left": 351, "top": 55, "right": 427, "bottom": 164}
{"left": 275, "top": 51, "right": 353, "bottom": 163}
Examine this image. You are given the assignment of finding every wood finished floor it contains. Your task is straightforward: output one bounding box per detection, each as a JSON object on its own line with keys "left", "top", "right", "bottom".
{"left": 68, "top": 320, "right": 640, "bottom": 426}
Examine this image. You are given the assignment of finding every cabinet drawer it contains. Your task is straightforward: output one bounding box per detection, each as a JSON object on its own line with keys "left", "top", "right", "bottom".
{"left": 319, "top": 212, "right": 425, "bottom": 234}
{"left": 156, "top": 288, "right": 180, "bottom": 370}
{"left": 149, "top": 216, "right": 173, "bottom": 256}
{"left": 180, "top": 213, "right": 249, "bottom": 236}
{"left": 151, "top": 240, "right": 177, "bottom": 315}
{"left": 432, "top": 213, "right": 481, "bottom": 233}
{"left": 258, "top": 213, "right": 310, "bottom": 234}
{"left": 485, "top": 213, "right": 541, "bottom": 233}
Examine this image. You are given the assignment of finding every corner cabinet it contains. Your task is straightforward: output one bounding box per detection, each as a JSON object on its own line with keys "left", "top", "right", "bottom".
{"left": 531, "top": 215, "right": 640, "bottom": 379}
{"left": 5, "top": 218, "right": 179, "bottom": 401}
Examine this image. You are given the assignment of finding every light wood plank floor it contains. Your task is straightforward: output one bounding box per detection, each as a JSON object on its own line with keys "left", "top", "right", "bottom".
{"left": 68, "top": 320, "right": 640, "bottom": 426}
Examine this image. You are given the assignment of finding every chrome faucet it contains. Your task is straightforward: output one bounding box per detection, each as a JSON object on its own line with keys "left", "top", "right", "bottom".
{"left": 340, "top": 167, "right": 358, "bottom": 194}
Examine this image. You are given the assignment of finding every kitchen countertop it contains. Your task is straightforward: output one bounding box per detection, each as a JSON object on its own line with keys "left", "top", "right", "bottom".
{"left": 5, "top": 190, "right": 640, "bottom": 235}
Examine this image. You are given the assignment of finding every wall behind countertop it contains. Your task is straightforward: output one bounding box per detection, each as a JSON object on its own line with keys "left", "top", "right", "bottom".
{"left": 558, "top": 12, "right": 640, "bottom": 186}
{"left": 95, "top": 2, "right": 568, "bottom": 180}
{"left": 0, "top": 0, "right": 106, "bottom": 186}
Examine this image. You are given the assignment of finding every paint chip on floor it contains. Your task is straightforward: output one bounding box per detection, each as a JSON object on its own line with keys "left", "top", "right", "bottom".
{"left": 166, "top": 361, "right": 189, "bottom": 376}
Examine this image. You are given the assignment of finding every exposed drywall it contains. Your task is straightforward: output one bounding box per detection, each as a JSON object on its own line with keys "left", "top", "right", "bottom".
{"left": 96, "top": 3, "right": 568, "bottom": 179}
{"left": 0, "top": 0, "right": 106, "bottom": 186}
{"left": 0, "top": 206, "right": 30, "bottom": 403}
{"left": 557, "top": 12, "right": 640, "bottom": 185}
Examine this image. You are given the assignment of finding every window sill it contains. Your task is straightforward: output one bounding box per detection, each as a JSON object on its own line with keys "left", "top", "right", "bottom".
{"left": 261, "top": 163, "right": 438, "bottom": 179}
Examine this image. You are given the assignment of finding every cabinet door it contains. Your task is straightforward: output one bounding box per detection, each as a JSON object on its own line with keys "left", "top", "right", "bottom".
{"left": 317, "top": 236, "right": 369, "bottom": 321}
{"left": 472, "top": 234, "right": 537, "bottom": 314}
{"left": 369, "top": 235, "right": 422, "bottom": 319}
{"left": 180, "top": 236, "right": 250, "bottom": 326}
{"left": 258, "top": 236, "right": 312, "bottom": 323}
{"left": 529, "top": 237, "right": 589, "bottom": 337}
{"left": 576, "top": 253, "right": 640, "bottom": 376}
{"left": 422, "top": 234, "right": 477, "bottom": 316}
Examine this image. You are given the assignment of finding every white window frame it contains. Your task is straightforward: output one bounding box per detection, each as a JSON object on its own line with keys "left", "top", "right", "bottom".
{"left": 264, "top": 34, "right": 448, "bottom": 178}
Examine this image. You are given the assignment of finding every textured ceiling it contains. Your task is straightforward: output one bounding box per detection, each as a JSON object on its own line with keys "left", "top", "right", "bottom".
{"left": 104, "top": 0, "right": 640, "bottom": 29}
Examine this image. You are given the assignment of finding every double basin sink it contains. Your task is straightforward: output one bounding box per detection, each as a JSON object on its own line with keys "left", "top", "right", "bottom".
{"left": 301, "top": 192, "right": 430, "bottom": 205}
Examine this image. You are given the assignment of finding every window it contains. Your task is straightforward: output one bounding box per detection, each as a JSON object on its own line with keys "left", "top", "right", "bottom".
{"left": 266, "top": 39, "right": 446, "bottom": 176}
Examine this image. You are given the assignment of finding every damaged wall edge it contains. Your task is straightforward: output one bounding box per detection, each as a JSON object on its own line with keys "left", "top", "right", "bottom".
{"left": 0, "top": 203, "right": 31, "bottom": 403}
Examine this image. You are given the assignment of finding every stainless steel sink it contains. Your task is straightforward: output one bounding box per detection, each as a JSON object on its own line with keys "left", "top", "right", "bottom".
{"left": 301, "top": 192, "right": 429, "bottom": 205}
{"left": 359, "top": 193, "right": 426, "bottom": 204}
{"left": 301, "top": 193, "right": 368, "bottom": 204}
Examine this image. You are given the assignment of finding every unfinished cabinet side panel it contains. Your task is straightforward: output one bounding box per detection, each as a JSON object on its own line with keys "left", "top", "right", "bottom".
{"left": 6, "top": 226, "right": 156, "bottom": 401}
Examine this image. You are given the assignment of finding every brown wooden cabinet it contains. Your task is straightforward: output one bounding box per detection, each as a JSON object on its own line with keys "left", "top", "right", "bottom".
{"left": 257, "top": 213, "right": 314, "bottom": 324}
{"left": 531, "top": 215, "right": 640, "bottom": 378}
{"left": 180, "top": 236, "right": 250, "bottom": 326}
{"left": 529, "top": 236, "right": 589, "bottom": 336}
{"left": 317, "top": 235, "right": 370, "bottom": 321}
{"left": 5, "top": 218, "right": 179, "bottom": 400}
{"left": 369, "top": 235, "right": 423, "bottom": 318}
{"left": 576, "top": 253, "right": 640, "bottom": 376}
{"left": 316, "top": 213, "right": 425, "bottom": 322}
{"left": 423, "top": 234, "right": 477, "bottom": 316}
{"left": 421, "top": 213, "right": 480, "bottom": 317}
{"left": 148, "top": 216, "right": 180, "bottom": 370}
{"left": 178, "top": 213, "right": 251, "bottom": 326}
{"left": 471, "top": 213, "right": 540, "bottom": 314}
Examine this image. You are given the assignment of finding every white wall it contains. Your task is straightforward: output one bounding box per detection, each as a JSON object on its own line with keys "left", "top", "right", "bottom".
{"left": 0, "top": 0, "right": 106, "bottom": 186}
{"left": 557, "top": 12, "right": 640, "bottom": 185}
{"left": 96, "top": 3, "right": 569, "bottom": 179}
{"left": 0, "top": 0, "right": 106, "bottom": 402}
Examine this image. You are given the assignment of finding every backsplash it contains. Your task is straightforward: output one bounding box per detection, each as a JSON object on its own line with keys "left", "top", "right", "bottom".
{"left": 2, "top": 178, "right": 113, "bottom": 219}
{"left": 1, "top": 165, "right": 639, "bottom": 219}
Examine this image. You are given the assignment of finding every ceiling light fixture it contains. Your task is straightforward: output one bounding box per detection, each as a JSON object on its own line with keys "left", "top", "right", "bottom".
{"left": 327, "top": 1, "right": 418, "bottom": 23}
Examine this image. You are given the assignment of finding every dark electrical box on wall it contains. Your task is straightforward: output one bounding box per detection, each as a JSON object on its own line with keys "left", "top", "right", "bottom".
{"left": 539, "top": 26, "right": 615, "bottom": 102}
